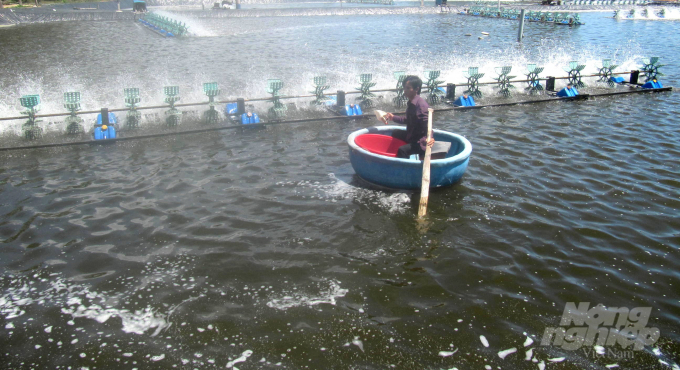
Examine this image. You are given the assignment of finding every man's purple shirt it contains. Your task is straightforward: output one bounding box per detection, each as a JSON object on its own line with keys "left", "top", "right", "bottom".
{"left": 392, "top": 94, "right": 429, "bottom": 144}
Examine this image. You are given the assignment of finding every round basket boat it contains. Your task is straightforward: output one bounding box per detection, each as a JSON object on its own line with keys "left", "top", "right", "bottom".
{"left": 347, "top": 126, "right": 472, "bottom": 190}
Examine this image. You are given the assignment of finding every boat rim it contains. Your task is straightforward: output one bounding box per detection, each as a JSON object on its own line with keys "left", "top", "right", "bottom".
{"left": 347, "top": 125, "right": 472, "bottom": 164}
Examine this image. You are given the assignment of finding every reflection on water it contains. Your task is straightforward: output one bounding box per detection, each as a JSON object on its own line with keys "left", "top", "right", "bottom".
{"left": 0, "top": 7, "right": 679, "bottom": 370}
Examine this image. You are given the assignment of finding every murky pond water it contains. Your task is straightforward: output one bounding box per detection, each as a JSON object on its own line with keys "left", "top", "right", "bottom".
{"left": 0, "top": 6, "right": 679, "bottom": 369}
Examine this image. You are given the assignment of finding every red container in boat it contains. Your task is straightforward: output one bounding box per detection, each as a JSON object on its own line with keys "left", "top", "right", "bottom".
{"left": 354, "top": 134, "right": 407, "bottom": 157}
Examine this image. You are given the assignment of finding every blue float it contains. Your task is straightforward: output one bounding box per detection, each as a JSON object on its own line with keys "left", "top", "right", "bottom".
{"left": 324, "top": 96, "right": 337, "bottom": 106}
{"left": 344, "top": 104, "right": 363, "bottom": 116}
{"left": 241, "top": 112, "right": 260, "bottom": 124}
{"left": 94, "top": 125, "right": 116, "bottom": 140}
{"left": 225, "top": 103, "right": 238, "bottom": 115}
{"left": 347, "top": 126, "right": 472, "bottom": 189}
{"left": 94, "top": 111, "right": 117, "bottom": 140}
{"left": 642, "top": 80, "right": 663, "bottom": 89}
{"left": 610, "top": 76, "right": 625, "bottom": 84}
{"left": 556, "top": 86, "right": 579, "bottom": 97}
{"left": 453, "top": 95, "right": 475, "bottom": 107}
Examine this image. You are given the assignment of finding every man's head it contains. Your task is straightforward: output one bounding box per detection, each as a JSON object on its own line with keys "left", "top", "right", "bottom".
{"left": 402, "top": 75, "right": 422, "bottom": 100}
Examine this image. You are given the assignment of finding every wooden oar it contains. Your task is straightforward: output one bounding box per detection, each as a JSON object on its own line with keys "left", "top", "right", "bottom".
{"left": 418, "top": 108, "right": 434, "bottom": 218}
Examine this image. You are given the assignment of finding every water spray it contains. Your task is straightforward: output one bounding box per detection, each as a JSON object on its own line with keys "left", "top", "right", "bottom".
{"left": 310, "top": 76, "right": 332, "bottom": 106}
{"left": 124, "top": 88, "right": 141, "bottom": 129}
{"left": 494, "top": 66, "right": 516, "bottom": 98}
{"left": 424, "top": 70, "right": 445, "bottom": 104}
{"left": 393, "top": 71, "right": 407, "bottom": 108}
{"left": 526, "top": 64, "right": 544, "bottom": 95}
{"left": 356, "top": 74, "right": 377, "bottom": 108}
{"left": 267, "top": 79, "right": 287, "bottom": 121}
{"left": 139, "top": 12, "right": 188, "bottom": 37}
{"left": 564, "top": 61, "right": 586, "bottom": 89}
{"left": 464, "top": 7, "right": 584, "bottom": 25}
{"left": 203, "top": 82, "right": 221, "bottom": 125}
{"left": 19, "top": 95, "right": 42, "bottom": 140}
{"left": 464, "top": 67, "right": 484, "bottom": 99}
{"left": 598, "top": 59, "right": 619, "bottom": 87}
{"left": 164, "top": 86, "right": 182, "bottom": 127}
{"left": 0, "top": 57, "right": 671, "bottom": 143}
{"left": 63, "top": 92, "right": 84, "bottom": 135}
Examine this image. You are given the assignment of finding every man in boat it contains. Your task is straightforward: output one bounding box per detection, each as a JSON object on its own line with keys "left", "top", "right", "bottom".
{"left": 384, "top": 75, "right": 435, "bottom": 159}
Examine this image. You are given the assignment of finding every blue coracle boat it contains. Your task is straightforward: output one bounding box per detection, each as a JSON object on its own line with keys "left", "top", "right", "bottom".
{"left": 347, "top": 126, "right": 472, "bottom": 189}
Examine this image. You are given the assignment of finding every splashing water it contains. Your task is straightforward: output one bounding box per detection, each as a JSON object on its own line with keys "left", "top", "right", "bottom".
{"left": 614, "top": 6, "right": 680, "bottom": 20}
{"left": 152, "top": 9, "right": 217, "bottom": 36}
{"left": 0, "top": 272, "right": 170, "bottom": 336}
{"left": 266, "top": 279, "right": 348, "bottom": 310}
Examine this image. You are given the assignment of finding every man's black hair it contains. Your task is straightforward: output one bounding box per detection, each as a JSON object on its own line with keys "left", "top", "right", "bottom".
{"left": 403, "top": 75, "right": 422, "bottom": 95}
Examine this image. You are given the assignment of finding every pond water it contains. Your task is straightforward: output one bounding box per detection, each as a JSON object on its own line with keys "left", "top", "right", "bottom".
{"left": 0, "top": 6, "right": 678, "bottom": 369}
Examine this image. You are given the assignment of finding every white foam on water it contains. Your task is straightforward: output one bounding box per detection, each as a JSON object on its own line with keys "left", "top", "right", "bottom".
{"left": 278, "top": 173, "right": 412, "bottom": 214}
{"left": 524, "top": 336, "right": 534, "bottom": 347}
{"left": 226, "top": 350, "right": 253, "bottom": 368}
{"left": 525, "top": 348, "right": 533, "bottom": 361}
{"left": 266, "top": 279, "right": 348, "bottom": 310}
{"left": 352, "top": 337, "right": 364, "bottom": 352}
{"left": 479, "top": 335, "right": 489, "bottom": 347}
{"left": 438, "top": 349, "right": 458, "bottom": 357}
{"left": 151, "top": 354, "right": 165, "bottom": 361}
{"left": 0, "top": 294, "right": 28, "bottom": 319}
{"left": 0, "top": 272, "right": 170, "bottom": 337}
{"left": 61, "top": 304, "right": 169, "bottom": 336}
{"left": 498, "top": 347, "right": 517, "bottom": 359}
{"left": 549, "top": 357, "right": 565, "bottom": 362}
{"left": 376, "top": 193, "right": 412, "bottom": 214}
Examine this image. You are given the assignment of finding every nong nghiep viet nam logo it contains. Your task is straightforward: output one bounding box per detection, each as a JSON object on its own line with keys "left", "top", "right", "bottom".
{"left": 541, "top": 302, "right": 660, "bottom": 351}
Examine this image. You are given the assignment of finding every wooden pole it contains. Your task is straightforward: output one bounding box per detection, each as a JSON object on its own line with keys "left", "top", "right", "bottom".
{"left": 517, "top": 9, "right": 526, "bottom": 43}
{"left": 418, "top": 108, "right": 434, "bottom": 218}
